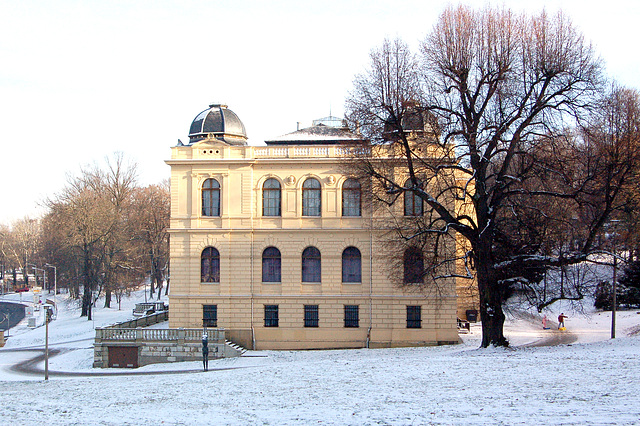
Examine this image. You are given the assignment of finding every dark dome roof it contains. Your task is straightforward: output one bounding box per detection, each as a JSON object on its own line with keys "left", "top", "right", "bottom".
{"left": 383, "top": 102, "right": 439, "bottom": 135}
{"left": 188, "top": 103, "right": 248, "bottom": 145}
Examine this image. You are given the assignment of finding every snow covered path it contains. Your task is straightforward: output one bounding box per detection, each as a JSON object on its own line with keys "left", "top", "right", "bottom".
{"left": 1, "top": 292, "right": 639, "bottom": 425}
{"left": 1, "top": 337, "right": 639, "bottom": 425}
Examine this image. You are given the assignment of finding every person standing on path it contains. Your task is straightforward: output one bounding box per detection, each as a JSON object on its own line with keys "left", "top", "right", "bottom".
{"left": 542, "top": 315, "right": 549, "bottom": 329}
{"left": 202, "top": 331, "right": 209, "bottom": 372}
{"left": 558, "top": 313, "right": 568, "bottom": 329}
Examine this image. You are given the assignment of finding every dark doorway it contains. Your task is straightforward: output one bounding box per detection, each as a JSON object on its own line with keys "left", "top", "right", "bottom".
{"left": 108, "top": 346, "right": 138, "bottom": 368}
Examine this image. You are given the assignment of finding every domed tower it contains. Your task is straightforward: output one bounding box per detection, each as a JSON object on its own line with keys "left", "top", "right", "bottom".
{"left": 383, "top": 101, "right": 439, "bottom": 137}
{"left": 188, "top": 103, "right": 248, "bottom": 146}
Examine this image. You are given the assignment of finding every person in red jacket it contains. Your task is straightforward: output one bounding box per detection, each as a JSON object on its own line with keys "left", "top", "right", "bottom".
{"left": 558, "top": 313, "right": 568, "bottom": 329}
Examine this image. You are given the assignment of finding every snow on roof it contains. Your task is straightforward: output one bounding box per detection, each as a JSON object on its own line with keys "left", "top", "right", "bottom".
{"left": 265, "top": 124, "right": 364, "bottom": 145}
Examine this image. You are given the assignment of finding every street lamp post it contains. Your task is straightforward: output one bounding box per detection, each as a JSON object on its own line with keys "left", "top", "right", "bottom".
{"left": 27, "top": 263, "right": 45, "bottom": 290}
{"left": 26, "top": 263, "right": 35, "bottom": 288}
{"left": 45, "top": 307, "right": 49, "bottom": 380}
{"left": 608, "top": 219, "right": 621, "bottom": 340}
{"left": 45, "top": 264, "right": 57, "bottom": 318}
{"left": 612, "top": 256, "right": 617, "bottom": 339}
{"left": 27, "top": 262, "right": 52, "bottom": 379}
{"left": 27, "top": 263, "right": 39, "bottom": 303}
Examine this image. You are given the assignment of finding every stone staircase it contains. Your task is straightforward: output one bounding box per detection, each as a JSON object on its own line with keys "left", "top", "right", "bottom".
{"left": 225, "top": 339, "right": 247, "bottom": 355}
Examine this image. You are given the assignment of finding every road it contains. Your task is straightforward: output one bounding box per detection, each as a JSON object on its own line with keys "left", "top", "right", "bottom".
{"left": 518, "top": 319, "right": 578, "bottom": 347}
{"left": 0, "top": 301, "right": 26, "bottom": 332}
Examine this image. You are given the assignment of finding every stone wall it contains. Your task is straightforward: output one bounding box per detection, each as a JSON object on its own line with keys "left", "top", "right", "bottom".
{"left": 93, "top": 327, "right": 242, "bottom": 368}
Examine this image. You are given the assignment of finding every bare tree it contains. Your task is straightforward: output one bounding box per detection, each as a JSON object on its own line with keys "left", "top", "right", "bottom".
{"left": 346, "top": 6, "right": 638, "bottom": 347}
{"left": 0, "top": 218, "right": 42, "bottom": 288}
{"left": 86, "top": 153, "right": 138, "bottom": 309}
{"left": 130, "top": 181, "right": 170, "bottom": 300}
{"left": 44, "top": 154, "right": 138, "bottom": 319}
{"left": 588, "top": 87, "right": 640, "bottom": 262}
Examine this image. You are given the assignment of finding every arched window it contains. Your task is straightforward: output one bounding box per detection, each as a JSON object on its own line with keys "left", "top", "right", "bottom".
{"left": 262, "top": 178, "right": 281, "bottom": 216}
{"left": 404, "top": 179, "right": 423, "bottom": 216}
{"left": 342, "top": 246, "right": 362, "bottom": 283}
{"left": 262, "top": 247, "right": 281, "bottom": 282}
{"left": 202, "top": 178, "right": 220, "bottom": 217}
{"left": 342, "top": 178, "right": 361, "bottom": 217}
{"left": 201, "top": 247, "right": 220, "bottom": 283}
{"left": 302, "top": 178, "right": 321, "bottom": 216}
{"left": 302, "top": 246, "right": 321, "bottom": 282}
{"left": 403, "top": 247, "right": 424, "bottom": 284}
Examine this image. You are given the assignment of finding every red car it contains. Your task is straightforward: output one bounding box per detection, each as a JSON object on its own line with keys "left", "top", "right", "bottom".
{"left": 15, "top": 287, "right": 29, "bottom": 293}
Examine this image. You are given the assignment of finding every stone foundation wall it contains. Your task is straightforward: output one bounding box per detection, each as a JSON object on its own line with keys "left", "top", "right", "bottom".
{"left": 93, "top": 327, "right": 241, "bottom": 368}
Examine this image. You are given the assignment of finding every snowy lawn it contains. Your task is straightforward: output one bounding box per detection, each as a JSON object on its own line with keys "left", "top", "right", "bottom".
{"left": 1, "top": 291, "right": 639, "bottom": 425}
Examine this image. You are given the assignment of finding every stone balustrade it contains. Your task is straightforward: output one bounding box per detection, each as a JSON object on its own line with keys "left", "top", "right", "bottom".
{"left": 93, "top": 315, "right": 240, "bottom": 368}
{"left": 96, "top": 327, "right": 224, "bottom": 343}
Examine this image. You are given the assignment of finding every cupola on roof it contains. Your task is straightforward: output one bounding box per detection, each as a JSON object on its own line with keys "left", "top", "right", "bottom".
{"left": 188, "top": 103, "right": 248, "bottom": 146}
{"left": 383, "top": 102, "right": 439, "bottom": 135}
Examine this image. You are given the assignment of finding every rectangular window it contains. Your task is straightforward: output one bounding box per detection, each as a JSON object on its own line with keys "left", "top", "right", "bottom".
{"left": 407, "top": 305, "right": 422, "bottom": 328}
{"left": 264, "top": 305, "right": 279, "bottom": 327}
{"left": 203, "top": 304, "right": 217, "bottom": 328}
{"left": 344, "top": 305, "right": 359, "bottom": 328}
{"left": 304, "top": 305, "right": 319, "bottom": 328}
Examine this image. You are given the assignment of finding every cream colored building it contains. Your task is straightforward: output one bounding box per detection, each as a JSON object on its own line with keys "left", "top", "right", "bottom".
{"left": 166, "top": 104, "right": 459, "bottom": 350}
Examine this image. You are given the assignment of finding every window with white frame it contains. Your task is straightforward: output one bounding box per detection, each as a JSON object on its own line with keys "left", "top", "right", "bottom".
{"left": 342, "top": 178, "right": 361, "bottom": 216}
{"left": 302, "top": 178, "right": 321, "bottom": 216}
{"left": 302, "top": 246, "right": 321, "bottom": 283}
{"left": 342, "top": 246, "right": 362, "bottom": 283}
{"left": 202, "top": 178, "right": 221, "bottom": 216}
{"left": 262, "top": 178, "right": 281, "bottom": 216}
{"left": 262, "top": 247, "right": 281, "bottom": 282}
{"left": 201, "top": 247, "right": 220, "bottom": 283}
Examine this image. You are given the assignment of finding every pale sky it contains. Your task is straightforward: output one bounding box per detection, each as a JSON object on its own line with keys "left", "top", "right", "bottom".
{"left": 1, "top": 0, "right": 638, "bottom": 224}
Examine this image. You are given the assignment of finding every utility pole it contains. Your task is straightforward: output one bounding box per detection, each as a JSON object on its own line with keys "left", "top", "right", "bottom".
{"left": 609, "top": 219, "right": 620, "bottom": 340}
{"left": 45, "top": 307, "right": 51, "bottom": 380}
{"left": 611, "top": 255, "right": 617, "bottom": 339}
{"left": 45, "top": 264, "right": 57, "bottom": 318}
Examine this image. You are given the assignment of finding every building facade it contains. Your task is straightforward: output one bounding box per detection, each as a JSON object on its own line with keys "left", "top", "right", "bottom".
{"left": 166, "top": 104, "right": 460, "bottom": 350}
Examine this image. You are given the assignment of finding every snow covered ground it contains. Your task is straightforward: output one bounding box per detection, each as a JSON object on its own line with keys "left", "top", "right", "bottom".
{"left": 1, "top": 290, "right": 639, "bottom": 425}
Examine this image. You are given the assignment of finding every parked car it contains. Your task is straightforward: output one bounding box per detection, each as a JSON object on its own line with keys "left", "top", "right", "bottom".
{"left": 15, "top": 287, "right": 29, "bottom": 293}
{"left": 132, "top": 302, "right": 168, "bottom": 317}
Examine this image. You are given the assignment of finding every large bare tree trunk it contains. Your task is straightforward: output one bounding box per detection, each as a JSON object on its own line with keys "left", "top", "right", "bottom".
{"left": 81, "top": 286, "right": 92, "bottom": 320}
{"left": 476, "top": 249, "right": 508, "bottom": 347}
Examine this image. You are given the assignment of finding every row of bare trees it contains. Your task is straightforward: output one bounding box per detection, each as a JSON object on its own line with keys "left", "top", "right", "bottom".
{"left": 0, "top": 154, "right": 170, "bottom": 320}
{"left": 0, "top": 218, "right": 41, "bottom": 288}
{"left": 345, "top": 5, "right": 640, "bottom": 347}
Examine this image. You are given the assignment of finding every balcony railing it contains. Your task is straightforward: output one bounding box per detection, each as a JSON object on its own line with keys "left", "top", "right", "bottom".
{"left": 96, "top": 327, "right": 224, "bottom": 343}
{"left": 253, "top": 146, "right": 370, "bottom": 158}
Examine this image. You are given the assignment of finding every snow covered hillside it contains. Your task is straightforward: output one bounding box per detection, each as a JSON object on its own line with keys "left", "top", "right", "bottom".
{"left": 1, "top": 290, "right": 639, "bottom": 425}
